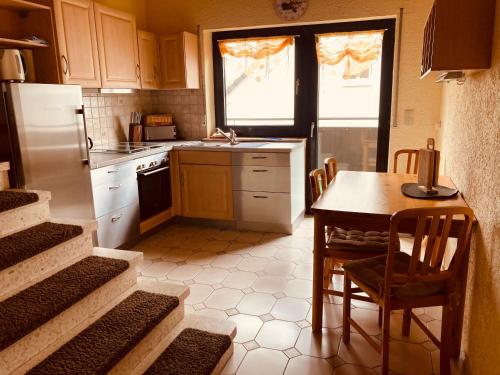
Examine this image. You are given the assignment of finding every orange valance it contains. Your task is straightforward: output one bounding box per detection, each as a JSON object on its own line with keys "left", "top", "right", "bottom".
{"left": 316, "top": 30, "right": 384, "bottom": 70}
{"left": 218, "top": 36, "right": 295, "bottom": 60}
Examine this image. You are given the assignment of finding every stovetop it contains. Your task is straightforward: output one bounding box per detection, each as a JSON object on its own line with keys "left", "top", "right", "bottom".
{"left": 90, "top": 142, "right": 164, "bottom": 154}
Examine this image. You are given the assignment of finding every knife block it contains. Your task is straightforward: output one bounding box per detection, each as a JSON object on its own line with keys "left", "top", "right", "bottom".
{"left": 417, "top": 138, "right": 440, "bottom": 194}
{"left": 128, "top": 124, "right": 143, "bottom": 143}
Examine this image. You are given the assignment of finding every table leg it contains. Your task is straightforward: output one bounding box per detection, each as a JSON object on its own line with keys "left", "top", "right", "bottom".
{"left": 312, "top": 214, "right": 326, "bottom": 332}
{"left": 451, "top": 237, "right": 471, "bottom": 358}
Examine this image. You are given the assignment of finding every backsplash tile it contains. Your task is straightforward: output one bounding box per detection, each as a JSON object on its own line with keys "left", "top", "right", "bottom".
{"left": 83, "top": 89, "right": 207, "bottom": 146}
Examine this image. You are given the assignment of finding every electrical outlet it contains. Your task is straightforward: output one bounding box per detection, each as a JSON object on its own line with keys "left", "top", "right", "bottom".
{"left": 201, "top": 114, "right": 207, "bottom": 127}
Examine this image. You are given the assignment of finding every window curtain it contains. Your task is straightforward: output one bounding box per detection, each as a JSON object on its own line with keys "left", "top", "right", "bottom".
{"left": 316, "top": 30, "right": 384, "bottom": 78}
{"left": 218, "top": 36, "right": 294, "bottom": 60}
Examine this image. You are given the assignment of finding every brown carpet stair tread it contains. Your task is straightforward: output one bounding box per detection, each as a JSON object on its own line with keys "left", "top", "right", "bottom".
{"left": 0, "top": 222, "right": 83, "bottom": 271}
{"left": 0, "top": 191, "right": 39, "bottom": 212}
{"left": 0, "top": 256, "right": 129, "bottom": 350}
{"left": 28, "top": 290, "right": 179, "bottom": 375}
{"left": 145, "top": 328, "right": 232, "bottom": 375}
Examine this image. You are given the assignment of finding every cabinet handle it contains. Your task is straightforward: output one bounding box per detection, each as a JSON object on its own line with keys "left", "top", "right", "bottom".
{"left": 253, "top": 195, "right": 269, "bottom": 199}
{"left": 108, "top": 184, "right": 121, "bottom": 191}
{"left": 251, "top": 156, "right": 268, "bottom": 159}
{"left": 107, "top": 169, "right": 119, "bottom": 174}
{"left": 61, "top": 55, "right": 69, "bottom": 75}
{"left": 136, "top": 64, "right": 141, "bottom": 79}
{"left": 111, "top": 215, "right": 122, "bottom": 223}
{"left": 252, "top": 169, "right": 269, "bottom": 172}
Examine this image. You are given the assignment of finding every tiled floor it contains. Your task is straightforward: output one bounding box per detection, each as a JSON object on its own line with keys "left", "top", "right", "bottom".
{"left": 133, "top": 217, "right": 452, "bottom": 375}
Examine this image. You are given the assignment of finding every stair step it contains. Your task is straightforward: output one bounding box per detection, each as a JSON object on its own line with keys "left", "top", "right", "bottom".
{"left": 0, "top": 190, "right": 51, "bottom": 237}
{"left": 15, "top": 279, "right": 189, "bottom": 375}
{"left": 129, "top": 315, "right": 236, "bottom": 375}
{"left": 27, "top": 290, "right": 180, "bottom": 375}
{"left": 0, "top": 249, "right": 142, "bottom": 374}
{"left": 0, "top": 220, "right": 96, "bottom": 301}
{"left": 0, "top": 162, "right": 9, "bottom": 190}
{"left": 145, "top": 328, "right": 232, "bottom": 375}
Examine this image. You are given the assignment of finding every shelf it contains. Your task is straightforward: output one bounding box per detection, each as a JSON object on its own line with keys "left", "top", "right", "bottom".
{"left": 0, "top": 37, "right": 48, "bottom": 48}
{"left": 0, "top": 0, "right": 50, "bottom": 11}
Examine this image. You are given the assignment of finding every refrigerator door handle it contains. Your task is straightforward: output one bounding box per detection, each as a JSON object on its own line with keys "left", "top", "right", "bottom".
{"left": 76, "top": 105, "right": 91, "bottom": 165}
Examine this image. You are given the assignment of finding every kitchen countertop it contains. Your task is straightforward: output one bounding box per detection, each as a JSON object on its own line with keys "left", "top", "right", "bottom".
{"left": 89, "top": 139, "right": 306, "bottom": 169}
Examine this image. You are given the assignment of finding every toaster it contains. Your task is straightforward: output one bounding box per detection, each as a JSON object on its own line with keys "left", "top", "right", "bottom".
{"left": 0, "top": 49, "right": 25, "bottom": 82}
{"left": 143, "top": 125, "right": 177, "bottom": 141}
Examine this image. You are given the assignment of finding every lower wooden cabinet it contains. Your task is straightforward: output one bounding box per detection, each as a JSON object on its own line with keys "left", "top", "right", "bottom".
{"left": 180, "top": 163, "right": 233, "bottom": 220}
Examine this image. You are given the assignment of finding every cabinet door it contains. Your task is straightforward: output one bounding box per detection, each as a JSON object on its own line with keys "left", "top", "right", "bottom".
{"left": 180, "top": 164, "right": 233, "bottom": 220}
{"left": 137, "top": 30, "right": 160, "bottom": 89}
{"left": 94, "top": 3, "right": 140, "bottom": 88}
{"left": 53, "top": 0, "right": 101, "bottom": 87}
{"left": 159, "top": 32, "right": 199, "bottom": 89}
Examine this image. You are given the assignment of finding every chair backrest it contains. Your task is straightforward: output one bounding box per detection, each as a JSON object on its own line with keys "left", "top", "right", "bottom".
{"left": 393, "top": 149, "right": 419, "bottom": 174}
{"left": 309, "top": 168, "right": 327, "bottom": 202}
{"left": 385, "top": 206, "right": 474, "bottom": 289}
{"left": 324, "top": 157, "right": 337, "bottom": 183}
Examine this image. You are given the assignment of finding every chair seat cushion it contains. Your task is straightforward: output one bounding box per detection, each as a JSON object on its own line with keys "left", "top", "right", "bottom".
{"left": 343, "top": 252, "right": 445, "bottom": 299}
{"left": 327, "top": 227, "right": 391, "bottom": 252}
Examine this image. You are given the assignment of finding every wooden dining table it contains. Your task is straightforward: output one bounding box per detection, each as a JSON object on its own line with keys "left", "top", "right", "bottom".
{"left": 310, "top": 171, "right": 474, "bottom": 357}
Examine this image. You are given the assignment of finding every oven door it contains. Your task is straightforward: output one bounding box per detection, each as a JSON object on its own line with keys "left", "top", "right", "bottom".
{"left": 137, "top": 164, "right": 172, "bottom": 221}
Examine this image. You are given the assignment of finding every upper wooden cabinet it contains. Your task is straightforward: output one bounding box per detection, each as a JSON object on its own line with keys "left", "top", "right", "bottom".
{"left": 159, "top": 32, "right": 200, "bottom": 89}
{"left": 52, "top": 0, "right": 101, "bottom": 87}
{"left": 94, "top": 3, "right": 140, "bottom": 88}
{"left": 137, "top": 30, "right": 160, "bottom": 89}
{"left": 421, "top": 0, "right": 496, "bottom": 78}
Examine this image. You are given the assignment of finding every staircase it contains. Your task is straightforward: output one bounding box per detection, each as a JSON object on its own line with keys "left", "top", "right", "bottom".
{"left": 0, "top": 163, "right": 236, "bottom": 375}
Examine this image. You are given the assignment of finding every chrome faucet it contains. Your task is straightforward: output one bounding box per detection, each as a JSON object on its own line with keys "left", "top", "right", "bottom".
{"left": 216, "top": 128, "right": 238, "bottom": 145}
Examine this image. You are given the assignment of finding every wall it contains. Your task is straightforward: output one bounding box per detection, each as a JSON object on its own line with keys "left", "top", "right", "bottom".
{"left": 145, "top": 0, "right": 443, "bottom": 167}
{"left": 437, "top": 2, "right": 500, "bottom": 373}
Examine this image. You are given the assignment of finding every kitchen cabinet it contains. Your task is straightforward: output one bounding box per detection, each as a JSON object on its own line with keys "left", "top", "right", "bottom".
{"left": 421, "top": 0, "right": 495, "bottom": 78}
{"left": 159, "top": 32, "right": 199, "bottom": 89}
{"left": 137, "top": 30, "right": 160, "bottom": 89}
{"left": 94, "top": 2, "right": 140, "bottom": 88}
{"left": 52, "top": 0, "right": 101, "bottom": 87}
{"left": 179, "top": 151, "right": 233, "bottom": 220}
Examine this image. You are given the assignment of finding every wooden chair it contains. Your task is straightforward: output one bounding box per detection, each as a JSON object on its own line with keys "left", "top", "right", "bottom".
{"left": 309, "top": 168, "right": 393, "bottom": 300}
{"left": 342, "top": 206, "right": 474, "bottom": 375}
{"left": 324, "top": 157, "right": 337, "bottom": 184}
{"left": 393, "top": 149, "right": 419, "bottom": 174}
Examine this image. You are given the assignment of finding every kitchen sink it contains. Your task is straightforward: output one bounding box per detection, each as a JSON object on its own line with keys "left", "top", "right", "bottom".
{"left": 185, "top": 141, "right": 268, "bottom": 148}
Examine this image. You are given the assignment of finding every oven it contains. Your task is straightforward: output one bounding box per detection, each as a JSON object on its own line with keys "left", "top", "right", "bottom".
{"left": 137, "top": 157, "right": 172, "bottom": 221}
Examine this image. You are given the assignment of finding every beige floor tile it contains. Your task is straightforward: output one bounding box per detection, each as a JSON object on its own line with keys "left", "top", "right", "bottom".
{"left": 274, "top": 248, "right": 304, "bottom": 262}
{"left": 226, "top": 242, "right": 253, "bottom": 254}
{"left": 193, "top": 308, "right": 228, "bottom": 321}
{"left": 425, "top": 320, "right": 442, "bottom": 339}
{"left": 221, "top": 343, "right": 247, "bottom": 375}
{"left": 256, "top": 320, "right": 301, "bottom": 350}
{"left": 424, "top": 306, "right": 443, "bottom": 320}
{"left": 211, "top": 254, "right": 243, "bottom": 269}
{"left": 194, "top": 267, "right": 229, "bottom": 285}
{"left": 205, "top": 288, "right": 244, "bottom": 310}
{"left": 284, "top": 279, "right": 313, "bottom": 298}
{"left": 237, "top": 348, "right": 288, "bottom": 375}
{"left": 387, "top": 340, "right": 433, "bottom": 375}
{"left": 160, "top": 248, "right": 194, "bottom": 262}
{"left": 136, "top": 259, "right": 153, "bottom": 272}
{"left": 293, "top": 263, "right": 313, "bottom": 280}
{"left": 184, "top": 284, "right": 214, "bottom": 305}
{"left": 337, "top": 332, "right": 381, "bottom": 368}
{"left": 307, "top": 304, "right": 343, "bottom": 329}
{"left": 177, "top": 237, "right": 208, "bottom": 250}
{"left": 249, "top": 244, "right": 280, "bottom": 258}
{"left": 333, "top": 364, "right": 378, "bottom": 375}
{"left": 350, "top": 308, "right": 382, "bottom": 336}
{"left": 236, "top": 231, "right": 264, "bottom": 244}
{"left": 223, "top": 271, "right": 258, "bottom": 289}
{"left": 264, "top": 260, "right": 296, "bottom": 276}
{"left": 271, "top": 297, "right": 310, "bottom": 322}
{"left": 252, "top": 276, "right": 288, "bottom": 294}
{"left": 228, "top": 314, "right": 263, "bottom": 343}
{"left": 186, "top": 251, "right": 217, "bottom": 265}
{"left": 295, "top": 328, "right": 341, "bottom": 358}
{"left": 388, "top": 314, "right": 429, "bottom": 344}
{"left": 140, "top": 261, "right": 176, "bottom": 278}
{"left": 285, "top": 355, "right": 333, "bottom": 375}
{"left": 201, "top": 240, "right": 231, "bottom": 252}
{"left": 166, "top": 264, "right": 202, "bottom": 281}
{"left": 237, "top": 257, "right": 269, "bottom": 272}
{"left": 237, "top": 293, "right": 276, "bottom": 316}
{"left": 215, "top": 229, "right": 240, "bottom": 241}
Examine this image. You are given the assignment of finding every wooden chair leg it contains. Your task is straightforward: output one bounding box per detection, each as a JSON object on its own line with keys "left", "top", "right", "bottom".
{"left": 378, "top": 306, "right": 383, "bottom": 327}
{"left": 323, "top": 258, "right": 333, "bottom": 289}
{"left": 381, "top": 302, "right": 391, "bottom": 375}
{"left": 342, "top": 273, "right": 352, "bottom": 344}
{"left": 402, "top": 308, "right": 411, "bottom": 336}
{"left": 440, "top": 304, "right": 452, "bottom": 375}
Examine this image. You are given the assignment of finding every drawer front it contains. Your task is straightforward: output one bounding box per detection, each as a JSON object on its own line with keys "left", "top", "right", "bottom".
{"left": 93, "top": 176, "right": 139, "bottom": 217}
{"left": 91, "top": 161, "right": 137, "bottom": 186}
{"left": 179, "top": 151, "right": 231, "bottom": 166}
{"left": 233, "top": 191, "right": 290, "bottom": 224}
{"left": 232, "top": 152, "right": 290, "bottom": 167}
{"left": 232, "top": 166, "right": 290, "bottom": 193}
{"left": 97, "top": 203, "right": 140, "bottom": 248}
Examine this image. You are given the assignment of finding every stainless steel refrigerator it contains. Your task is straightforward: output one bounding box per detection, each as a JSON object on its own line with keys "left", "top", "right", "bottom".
{"left": 0, "top": 83, "right": 95, "bottom": 220}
